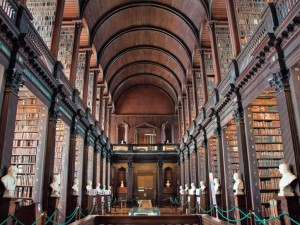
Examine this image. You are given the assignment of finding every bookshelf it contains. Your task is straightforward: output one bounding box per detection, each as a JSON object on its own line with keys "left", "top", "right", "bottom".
{"left": 246, "top": 91, "right": 284, "bottom": 216}
{"left": 26, "top": 0, "right": 57, "bottom": 49}
{"left": 223, "top": 120, "right": 239, "bottom": 210}
{"left": 87, "top": 72, "right": 94, "bottom": 111}
{"left": 75, "top": 135, "right": 84, "bottom": 196}
{"left": 58, "top": 25, "right": 75, "bottom": 80}
{"left": 198, "top": 146, "right": 205, "bottom": 182}
{"left": 215, "top": 27, "right": 232, "bottom": 78}
{"left": 87, "top": 145, "right": 94, "bottom": 183}
{"left": 95, "top": 87, "right": 100, "bottom": 120}
{"left": 12, "top": 89, "right": 48, "bottom": 205}
{"left": 54, "top": 119, "right": 70, "bottom": 221}
{"left": 234, "top": 0, "right": 267, "bottom": 47}
{"left": 195, "top": 71, "right": 204, "bottom": 109}
{"left": 75, "top": 52, "right": 86, "bottom": 98}
{"left": 208, "top": 136, "right": 218, "bottom": 177}
{"left": 203, "top": 52, "right": 215, "bottom": 99}
{"left": 189, "top": 84, "right": 196, "bottom": 120}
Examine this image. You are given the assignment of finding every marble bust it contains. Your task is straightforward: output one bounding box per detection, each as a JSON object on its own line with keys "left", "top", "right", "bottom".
{"left": 166, "top": 180, "right": 171, "bottom": 187}
{"left": 190, "top": 183, "right": 196, "bottom": 194}
{"left": 179, "top": 185, "right": 185, "bottom": 195}
{"left": 1, "top": 165, "right": 18, "bottom": 198}
{"left": 95, "top": 183, "right": 101, "bottom": 194}
{"left": 50, "top": 174, "right": 61, "bottom": 197}
{"left": 184, "top": 184, "right": 189, "bottom": 193}
{"left": 278, "top": 163, "right": 297, "bottom": 196}
{"left": 233, "top": 172, "right": 244, "bottom": 195}
{"left": 214, "top": 178, "right": 221, "bottom": 195}
{"left": 120, "top": 181, "right": 124, "bottom": 187}
{"left": 86, "top": 180, "right": 93, "bottom": 195}
{"left": 72, "top": 178, "right": 79, "bottom": 196}
{"left": 200, "top": 181, "right": 206, "bottom": 194}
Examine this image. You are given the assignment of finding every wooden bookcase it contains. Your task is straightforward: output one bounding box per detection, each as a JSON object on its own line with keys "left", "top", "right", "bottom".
{"left": 58, "top": 25, "right": 75, "bottom": 80}
{"left": 215, "top": 27, "right": 232, "bottom": 78}
{"left": 54, "top": 119, "right": 70, "bottom": 221}
{"left": 195, "top": 71, "right": 204, "bottom": 109}
{"left": 197, "top": 146, "right": 205, "bottom": 183}
{"left": 75, "top": 135, "right": 84, "bottom": 198}
{"left": 87, "top": 72, "right": 94, "bottom": 111}
{"left": 234, "top": 0, "right": 267, "bottom": 48}
{"left": 223, "top": 120, "right": 239, "bottom": 212}
{"left": 245, "top": 91, "right": 284, "bottom": 217}
{"left": 95, "top": 87, "right": 100, "bottom": 120}
{"left": 208, "top": 136, "right": 218, "bottom": 177}
{"left": 12, "top": 89, "right": 48, "bottom": 205}
{"left": 87, "top": 145, "right": 94, "bottom": 184}
{"left": 203, "top": 52, "right": 215, "bottom": 99}
{"left": 26, "top": 0, "right": 57, "bottom": 49}
{"left": 75, "top": 52, "right": 86, "bottom": 98}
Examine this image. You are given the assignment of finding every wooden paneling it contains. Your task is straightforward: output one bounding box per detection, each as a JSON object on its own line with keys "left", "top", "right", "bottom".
{"left": 63, "top": 0, "right": 79, "bottom": 19}
{"left": 211, "top": 0, "right": 228, "bottom": 20}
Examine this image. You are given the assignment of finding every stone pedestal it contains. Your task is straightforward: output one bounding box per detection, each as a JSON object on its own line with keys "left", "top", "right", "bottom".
{"left": 212, "top": 194, "right": 222, "bottom": 218}
{"left": 71, "top": 195, "right": 80, "bottom": 220}
{"left": 0, "top": 197, "right": 17, "bottom": 225}
{"left": 84, "top": 195, "right": 95, "bottom": 216}
{"left": 96, "top": 194, "right": 105, "bottom": 215}
{"left": 234, "top": 195, "right": 247, "bottom": 225}
{"left": 277, "top": 196, "right": 300, "bottom": 225}
{"left": 180, "top": 194, "right": 187, "bottom": 214}
{"left": 105, "top": 195, "right": 111, "bottom": 214}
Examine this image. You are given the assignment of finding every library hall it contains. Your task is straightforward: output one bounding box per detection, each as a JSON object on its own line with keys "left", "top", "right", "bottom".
{"left": 0, "top": 0, "right": 300, "bottom": 225}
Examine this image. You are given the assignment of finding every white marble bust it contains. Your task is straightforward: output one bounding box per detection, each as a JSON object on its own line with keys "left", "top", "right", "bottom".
{"left": 166, "top": 180, "right": 171, "bottom": 187}
{"left": 72, "top": 178, "right": 79, "bottom": 196}
{"left": 189, "top": 183, "right": 196, "bottom": 194}
{"left": 233, "top": 172, "right": 244, "bottom": 195}
{"left": 278, "top": 163, "right": 297, "bottom": 196}
{"left": 120, "top": 180, "right": 124, "bottom": 187}
{"left": 86, "top": 180, "right": 93, "bottom": 195}
{"left": 214, "top": 178, "right": 221, "bottom": 195}
{"left": 95, "top": 183, "right": 101, "bottom": 194}
{"left": 50, "top": 174, "right": 61, "bottom": 197}
{"left": 101, "top": 185, "right": 106, "bottom": 195}
{"left": 179, "top": 185, "right": 185, "bottom": 195}
{"left": 184, "top": 184, "right": 189, "bottom": 193}
{"left": 1, "top": 165, "right": 18, "bottom": 198}
{"left": 200, "top": 181, "right": 206, "bottom": 194}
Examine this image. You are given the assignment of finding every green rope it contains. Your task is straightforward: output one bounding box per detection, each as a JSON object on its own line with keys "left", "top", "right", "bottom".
{"left": 46, "top": 207, "right": 79, "bottom": 225}
{"left": 216, "top": 207, "right": 250, "bottom": 223}
{"left": 284, "top": 213, "right": 300, "bottom": 225}
{"left": 197, "top": 204, "right": 215, "bottom": 214}
{"left": 0, "top": 215, "right": 13, "bottom": 225}
{"left": 0, "top": 214, "right": 25, "bottom": 225}
{"left": 31, "top": 213, "right": 45, "bottom": 225}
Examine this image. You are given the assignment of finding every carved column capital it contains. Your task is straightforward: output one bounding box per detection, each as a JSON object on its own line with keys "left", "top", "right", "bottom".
{"left": 269, "top": 70, "right": 290, "bottom": 93}
{"left": 233, "top": 108, "right": 244, "bottom": 123}
{"left": 75, "top": 21, "right": 83, "bottom": 31}
{"left": 6, "top": 71, "right": 24, "bottom": 93}
{"left": 208, "top": 21, "right": 215, "bottom": 32}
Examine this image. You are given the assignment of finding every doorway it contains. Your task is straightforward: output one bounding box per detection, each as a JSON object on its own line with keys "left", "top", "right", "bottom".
{"left": 136, "top": 175, "right": 154, "bottom": 200}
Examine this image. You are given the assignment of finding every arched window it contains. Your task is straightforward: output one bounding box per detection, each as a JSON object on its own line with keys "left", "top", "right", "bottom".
{"left": 116, "top": 122, "right": 129, "bottom": 144}
{"left": 117, "top": 167, "right": 127, "bottom": 187}
{"left": 161, "top": 122, "right": 173, "bottom": 143}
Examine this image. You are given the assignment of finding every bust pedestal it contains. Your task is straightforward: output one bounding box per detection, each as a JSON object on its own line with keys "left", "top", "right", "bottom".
{"left": 234, "top": 195, "right": 247, "bottom": 225}
{"left": 277, "top": 196, "right": 300, "bottom": 225}
{"left": 188, "top": 193, "right": 196, "bottom": 214}
{"left": 96, "top": 194, "right": 105, "bottom": 215}
{"left": 48, "top": 196, "right": 60, "bottom": 223}
{"left": 180, "top": 193, "right": 187, "bottom": 215}
{"left": 200, "top": 194, "right": 207, "bottom": 214}
{"left": 84, "top": 194, "right": 95, "bottom": 215}
{"left": 212, "top": 194, "right": 222, "bottom": 218}
{"left": 105, "top": 194, "right": 111, "bottom": 214}
{"left": 0, "top": 197, "right": 17, "bottom": 225}
{"left": 70, "top": 195, "right": 80, "bottom": 221}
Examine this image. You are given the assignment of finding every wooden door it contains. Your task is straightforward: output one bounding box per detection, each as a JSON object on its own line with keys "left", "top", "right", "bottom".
{"left": 137, "top": 175, "right": 154, "bottom": 200}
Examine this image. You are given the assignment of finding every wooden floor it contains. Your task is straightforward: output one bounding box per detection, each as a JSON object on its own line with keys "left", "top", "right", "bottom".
{"left": 110, "top": 206, "right": 180, "bottom": 215}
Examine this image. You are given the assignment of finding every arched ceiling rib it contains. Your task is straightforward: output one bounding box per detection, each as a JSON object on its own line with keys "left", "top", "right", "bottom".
{"left": 105, "top": 48, "right": 185, "bottom": 86}
{"left": 108, "top": 61, "right": 182, "bottom": 93}
{"left": 109, "top": 64, "right": 182, "bottom": 96}
{"left": 113, "top": 74, "right": 177, "bottom": 105}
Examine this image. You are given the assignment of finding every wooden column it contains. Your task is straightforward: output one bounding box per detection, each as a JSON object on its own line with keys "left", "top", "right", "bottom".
{"left": 192, "top": 71, "right": 199, "bottom": 117}
{"left": 82, "top": 50, "right": 92, "bottom": 104}
{"left": 69, "top": 22, "right": 83, "bottom": 87}
{"left": 102, "top": 151, "right": 107, "bottom": 187}
{"left": 107, "top": 157, "right": 111, "bottom": 187}
{"left": 92, "top": 71, "right": 99, "bottom": 117}
{"left": 233, "top": 105, "right": 253, "bottom": 212}
{"left": 270, "top": 70, "right": 300, "bottom": 183}
{"left": 81, "top": 131, "right": 91, "bottom": 209}
{"left": 186, "top": 85, "right": 192, "bottom": 124}
{"left": 103, "top": 97, "right": 108, "bottom": 133}
{"left": 181, "top": 97, "right": 186, "bottom": 132}
{"left": 42, "top": 102, "right": 60, "bottom": 212}
{"left": 225, "top": 0, "right": 241, "bottom": 58}
{"left": 190, "top": 146, "right": 199, "bottom": 186}
{"left": 184, "top": 150, "right": 190, "bottom": 186}
{"left": 66, "top": 115, "right": 79, "bottom": 218}
{"left": 213, "top": 117, "right": 226, "bottom": 211}
{"left": 199, "top": 50, "right": 208, "bottom": 103}
{"left": 179, "top": 153, "right": 185, "bottom": 186}
{"left": 107, "top": 106, "right": 112, "bottom": 137}
{"left": 93, "top": 151, "right": 98, "bottom": 188}
{"left": 100, "top": 150, "right": 104, "bottom": 188}
{"left": 178, "top": 105, "right": 182, "bottom": 137}
{"left": 157, "top": 160, "right": 164, "bottom": 206}
{"left": 98, "top": 85, "right": 104, "bottom": 124}
{"left": 208, "top": 22, "right": 221, "bottom": 85}
{"left": 50, "top": 0, "right": 65, "bottom": 59}
{"left": 202, "top": 131, "right": 211, "bottom": 211}
{"left": 127, "top": 161, "right": 133, "bottom": 202}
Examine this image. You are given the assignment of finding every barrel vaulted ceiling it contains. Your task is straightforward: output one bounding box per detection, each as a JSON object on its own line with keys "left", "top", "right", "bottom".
{"left": 79, "top": 0, "right": 227, "bottom": 112}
